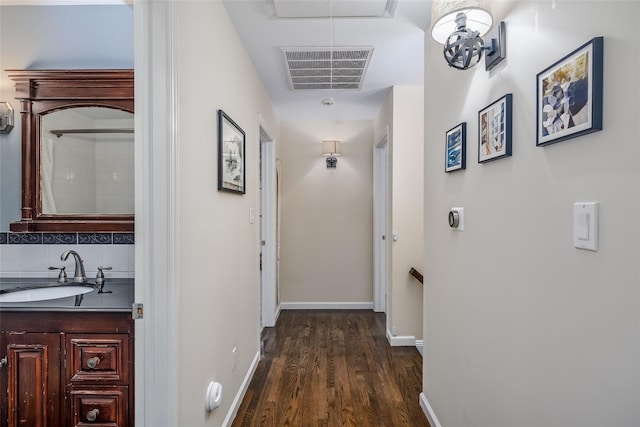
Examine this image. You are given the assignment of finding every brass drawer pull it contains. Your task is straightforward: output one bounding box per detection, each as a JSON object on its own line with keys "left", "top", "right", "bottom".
{"left": 86, "top": 408, "right": 100, "bottom": 422}
{"left": 86, "top": 357, "right": 101, "bottom": 369}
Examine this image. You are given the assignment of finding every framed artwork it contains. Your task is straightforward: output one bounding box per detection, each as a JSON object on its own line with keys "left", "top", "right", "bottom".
{"left": 478, "top": 94, "right": 512, "bottom": 163}
{"left": 218, "top": 110, "right": 246, "bottom": 194}
{"left": 445, "top": 122, "right": 466, "bottom": 172}
{"left": 536, "top": 37, "right": 603, "bottom": 147}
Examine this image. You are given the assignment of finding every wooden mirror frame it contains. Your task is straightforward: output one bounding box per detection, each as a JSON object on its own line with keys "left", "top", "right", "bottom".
{"left": 7, "top": 69, "right": 134, "bottom": 232}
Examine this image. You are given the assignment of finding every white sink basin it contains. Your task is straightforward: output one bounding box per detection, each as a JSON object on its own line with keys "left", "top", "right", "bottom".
{"left": 0, "top": 284, "right": 95, "bottom": 303}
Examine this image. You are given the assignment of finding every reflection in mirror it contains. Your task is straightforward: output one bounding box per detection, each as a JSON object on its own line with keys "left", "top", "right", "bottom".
{"left": 41, "top": 107, "right": 134, "bottom": 215}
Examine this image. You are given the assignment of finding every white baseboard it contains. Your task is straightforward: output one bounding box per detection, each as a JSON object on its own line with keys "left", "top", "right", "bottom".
{"left": 280, "top": 301, "right": 374, "bottom": 310}
{"left": 386, "top": 329, "right": 416, "bottom": 347}
{"left": 419, "top": 392, "right": 443, "bottom": 427}
{"left": 415, "top": 340, "right": 424, "bottom": 356}
{"left": 222, "top": 350, "right": 261, "bottom": 427}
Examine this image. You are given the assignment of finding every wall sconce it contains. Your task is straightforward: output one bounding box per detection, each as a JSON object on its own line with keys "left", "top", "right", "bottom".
{"left": 431, "top": 0, "right": 506, "bottom": 71}
{"left": 0, "top": 102, "right": 14, "bottom": 134}
{"left": 322, "top": 140, "right": 342, "bottom": 168}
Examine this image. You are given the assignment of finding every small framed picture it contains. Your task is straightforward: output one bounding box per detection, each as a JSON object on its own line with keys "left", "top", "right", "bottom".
{"left": 536, "top": 37, "right": 603, "bottom": 147}
{"left": 445, "top": 122, "right": 466, "bottom": 172}
{"left": 478, "top": 94, "right": 513, "bottom": 163}
{"left": 218, "top": 110, "right": 245, "bottom": 194}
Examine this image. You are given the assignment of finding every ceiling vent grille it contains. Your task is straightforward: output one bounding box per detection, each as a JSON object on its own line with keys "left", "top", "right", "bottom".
{"left": 281, "top": 47, "right": 374, "bottom": 91}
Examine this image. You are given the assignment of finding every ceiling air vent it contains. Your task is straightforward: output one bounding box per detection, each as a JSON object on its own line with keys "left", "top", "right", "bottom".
{"left": 281, "top": 47, "right": 374, "bottom": 91}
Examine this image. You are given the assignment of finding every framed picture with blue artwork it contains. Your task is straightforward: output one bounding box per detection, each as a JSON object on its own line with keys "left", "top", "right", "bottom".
{"left": 478, "top": 94, "right": 512, "bottom": 163}
{"left": 218, "top": 110, "right": 246, "bottom": 194}
{"left": 536, "top": 37, "right": 603, "bottom": 147}
{"left": 445, "top": 122, "right": 466, "bottom": 172}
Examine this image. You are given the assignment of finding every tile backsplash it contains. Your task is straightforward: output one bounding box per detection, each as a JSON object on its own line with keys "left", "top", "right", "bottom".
{"left": 0, "top": 232, "right": 134, "bottom": 279}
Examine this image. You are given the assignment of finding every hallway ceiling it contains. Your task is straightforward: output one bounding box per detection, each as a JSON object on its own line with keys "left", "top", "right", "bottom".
{"left": 223, "top": 0, "right": 431, "bottom": 121}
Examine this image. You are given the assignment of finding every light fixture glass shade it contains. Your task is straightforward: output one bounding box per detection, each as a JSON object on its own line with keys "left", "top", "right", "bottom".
{"left": 322, "top": 140, "right": 342, "bottom": 157}
{"left": 431, "top": 0, "right": 493, "bottom": 44}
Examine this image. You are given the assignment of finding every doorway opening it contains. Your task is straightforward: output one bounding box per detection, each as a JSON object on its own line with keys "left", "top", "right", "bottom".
{"left": 373, "top": 129, "right": 389, "bottom": 315}
{"left": 260, "top": 119, "right": 279, "bottom": 327}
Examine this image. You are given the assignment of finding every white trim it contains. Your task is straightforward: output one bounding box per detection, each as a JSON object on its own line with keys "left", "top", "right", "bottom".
{"left": 415, "top": 339, "right": 424, "bottom": 356}
{"left": 134, "top": 0, "right": 179, "bottom": 425}
{"left": 420, "top": 392, "right": 443, "bottom": 427}
{"left": 259, "top": 115, "right": 278, "bottom": 327}
{"left": 281, "top": 301, "right": 374, "bottom": 310}
{"left": 222, "top": 350, "right": 261, "bottom": 427}
{"left": 274, "top": 304, "right": 282, "bottom": 322}
{"left": 373, "top": 129, "right": 389, "bottom": 314}
{"left": 386, "top": 330, "right": 416, "bottom": 347}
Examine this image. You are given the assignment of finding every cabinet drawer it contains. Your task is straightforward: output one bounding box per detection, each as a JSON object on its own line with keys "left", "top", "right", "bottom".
{"left": 68, "top": 387, "right": 128, "bottom": 427}
{"left": 66, "top": 334, "right": 129, "bottom": 384}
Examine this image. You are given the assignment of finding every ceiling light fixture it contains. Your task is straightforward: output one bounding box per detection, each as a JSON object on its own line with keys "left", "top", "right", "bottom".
{"left": 431, "top": 0, "right": 506, "bottom": 71}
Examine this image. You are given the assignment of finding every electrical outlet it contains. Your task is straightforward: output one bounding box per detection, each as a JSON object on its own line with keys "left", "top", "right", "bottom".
{"left": 392, "top": 327, "right": 397, "bottom": 336}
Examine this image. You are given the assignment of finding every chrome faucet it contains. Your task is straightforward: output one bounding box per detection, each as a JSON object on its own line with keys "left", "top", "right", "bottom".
{"left": 60, "top": 250, "right": 87, "bottom": 283}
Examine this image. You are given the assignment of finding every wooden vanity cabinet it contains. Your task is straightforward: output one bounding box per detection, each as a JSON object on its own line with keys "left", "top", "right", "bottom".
{"left": 0, "top": 312, "right": 134, "bottom": 427}
{"left": 0, "top": 332, "right": 61, "bottom": 427}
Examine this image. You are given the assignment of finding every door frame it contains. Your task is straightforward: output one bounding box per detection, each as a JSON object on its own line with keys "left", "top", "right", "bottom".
{"left": 135, "top": 1, "right": 179, "bottom": 425}
{"left": 373, "top": 128, "right": 390, "bottom": 314}
{"left": 259, "top": 115, "right": 278, "bottom": 327}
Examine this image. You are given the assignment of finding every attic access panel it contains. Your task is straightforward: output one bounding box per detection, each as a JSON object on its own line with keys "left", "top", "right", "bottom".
{"left": 282, "top": 47, "right": 374, "bottom": 91}
{"left": 271, "top": 0, "right": 397, "bottom": 18}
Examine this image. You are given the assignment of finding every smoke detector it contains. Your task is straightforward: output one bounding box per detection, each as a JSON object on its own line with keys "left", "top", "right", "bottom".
{"left": 321, "top": 97, "right": 335, "bottom": 106}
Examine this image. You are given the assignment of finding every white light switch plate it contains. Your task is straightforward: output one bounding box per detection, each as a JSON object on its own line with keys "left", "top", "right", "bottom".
{"left": 573, "top": 202, "right": 598, "bottom": 251}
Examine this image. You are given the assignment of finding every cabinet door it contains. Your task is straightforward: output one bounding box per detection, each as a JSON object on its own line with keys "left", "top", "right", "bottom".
{"left": 0, "top": 333, "right": 61, "bottom": 427}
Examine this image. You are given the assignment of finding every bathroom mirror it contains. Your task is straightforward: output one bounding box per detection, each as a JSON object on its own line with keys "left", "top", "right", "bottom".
{"left": 7, "top": 69, "right": 134, "bottom": 232}
{"left": 41, "top": 107, "right": 134, "bottom": 215}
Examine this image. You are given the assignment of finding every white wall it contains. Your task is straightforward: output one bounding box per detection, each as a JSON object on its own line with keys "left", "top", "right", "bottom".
{"left": 422, "top": 1, "right": 640, "bottom": 426}
{"left": 173, "top": 2, "right": 279, "bottom": 425}
{"left": 390, "top": 86, "right": 425, "bottom": 342}
{"left": 375, "top": 86, "right": 425, "bottom": 344}
{"left": 279, "top": 120, "right": 374, "bottom": 306}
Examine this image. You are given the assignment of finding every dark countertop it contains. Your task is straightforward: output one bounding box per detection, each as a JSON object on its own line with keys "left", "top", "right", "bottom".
{"left": 0, "top": 277, "right": 134, "bottom": 312}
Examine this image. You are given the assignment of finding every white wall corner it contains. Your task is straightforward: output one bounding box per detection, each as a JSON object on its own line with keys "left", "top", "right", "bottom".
{"left": 415, "top": 339, "right": 424, "bottom": 356}
{"left": 386, "top": 330, "right": 416, "bottom": 347}
{"left": 222, "top": 350, "right": 261, "bottom": 427}
{"left": 420, "top": 392, "right": 443, "bottom": 427}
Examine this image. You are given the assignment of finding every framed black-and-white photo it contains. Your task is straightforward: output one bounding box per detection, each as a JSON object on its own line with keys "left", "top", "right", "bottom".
{"left": 478, "top": 94, "right": 512, "bottom": 163}
{"left": 536, "top": 37, "right": 603, "bottom": 147}
{"left": 218, "top": 110, "right": 245, "bottom": 194}
{"left": 445, "top": 122, "right": 466, "bottom": 172}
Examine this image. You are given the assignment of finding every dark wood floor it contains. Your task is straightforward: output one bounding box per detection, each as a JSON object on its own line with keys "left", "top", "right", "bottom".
{"left": 232, "top": 310, "right": 429, "bottom": 427}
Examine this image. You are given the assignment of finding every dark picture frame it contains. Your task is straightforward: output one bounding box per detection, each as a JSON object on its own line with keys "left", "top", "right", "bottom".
{"left": 536, "top": 37, "right": 603, "bottom": 147}
{"left": 218, "top": 110, "right": 246, "bottom": 194}
{"left": 478, "top": 94, "right": 512, "bottom": 163}
{"left": 445, "top": 122, "right": 466, "bottom": 172}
